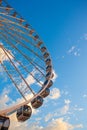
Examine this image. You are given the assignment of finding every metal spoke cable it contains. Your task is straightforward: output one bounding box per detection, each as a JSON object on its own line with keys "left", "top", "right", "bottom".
{"left": 4, "top": 47, "right": 43, "bottom": 86}
{"left": 1, "top": 27, "right": 45, "bottom": 71}
{"left": 3, "top": 0, "right": 25, "bottom": 20}
{"left": 0, "top": 62, "right": 27, "bottom": 101}
{"left": 1, "top": 21, "right": 40, "bottom": 49}
{"left": 0, "top": 27, "right": 46, "bottom": 73}
{"left": 0, "top": 14, "right": 42, "bottom": 43}
{"left": 3, "top": 25, "right": 44, "bottom": 61}
{"left": 0, "top": 17, "right": 27, "bottom": 35}
{"left": 0, "top": 14, "right": 33, "bottom": 33}
{"left": 1, "top": 46, "right": 35, "bottom": 95}
{"left": 0, "top": 15, "right": 43, "bottom": 51}
{"left": 0, "top": 31, "right": 45, "bottom": 77}
{"left": 0, "top": 32, "right": 36, "bottom": 71}
{"left": 4, "top": 24, "right": 43, "bottom": 57}
{"left": 0, "top": 16, "right": 44, "bottom": 57}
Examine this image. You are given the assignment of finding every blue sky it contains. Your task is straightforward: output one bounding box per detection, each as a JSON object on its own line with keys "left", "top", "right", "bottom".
{"left": 0, "top": 0, "right": 87, "bottom": 130}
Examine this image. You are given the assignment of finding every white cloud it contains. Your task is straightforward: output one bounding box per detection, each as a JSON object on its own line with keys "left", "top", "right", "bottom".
{"left": 57, "top": 99, "right": 71, "bottom": 116}
{"left": 0, "top": 87, "right": 83, "bottom": 130}
{"left": 0, "top": 45, "right": 13, "bottom": 63}
{"left": 52, "top": 70, "right": 58, "bottom": 82}
{"left": 67, "top": 46, "right": 80, "bottom": 57}
{"left": 84, "top": 33, "right": 87, "bottom": 40}
{"left": 49, "top": 88, "right": 61, "bottom": 100}
{"left": 44, "top": 118, "right": 83, "bottom": 130}
{"left": 45, "top": 113, "right": 53, "bottom": 122}
{"left": 73, "top": 105, "right": 84, "bottom": 112}
{"left": 83, "top": 94, "right": 87, "bottom": 98}
{"left": 73, "top": 51, "right": 80, "bottom": 56}
{"left": 0, "top": 87, "right": 11, "bottom": 110}
{"left": 64, "top": 99, "right": 71, "bottom": 105}
{"left": 68, "top": 46, "right": 76, "bottom": 54}
{"left": 62, "top": 56, "right": 65, "bottom": 59}
{"left": 60, "top": 104, "right": 69, "bottom": 115}
{"left": 26, "top": 74, "right": 36, "bottom": 85}
{"left": 9, "top": 117, "right": 83, "bottom": 130}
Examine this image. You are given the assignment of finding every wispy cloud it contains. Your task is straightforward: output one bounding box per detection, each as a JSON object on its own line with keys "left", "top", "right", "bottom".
{"left": 0, "top": 44, "right": 13, "bottom": 63}
{"left": 68, "top": 46, "right": 76, "bottom": 54}
{"left": 45, "top": 118, "right": 83, "bottom": 130}
{"left": 67, "top": 46, "right": 80, "bottom": 56}
{"left": 9, "top": 116, "right": 83, "bottom": 130}
{"left": 0, "top": 87, "right": 12, "bottom": 110}
{"left": 73, "top": 105, "right": 84, "bottom": 112}
{"left": 83, "top": 33, "right": 87, "bottom": 40}
{"left": 0, "top": 87, "right": 83, "bottom": 130}
{"left": 49, "top": 87, "right": 61, "bottom": 100}
{"left": 83, "top": 94, "right": 87, "bottom": 98}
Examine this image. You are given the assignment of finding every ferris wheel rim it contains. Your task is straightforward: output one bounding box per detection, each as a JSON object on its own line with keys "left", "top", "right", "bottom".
{"left": 0, "top": 0, "right": 53, "bottom": 116}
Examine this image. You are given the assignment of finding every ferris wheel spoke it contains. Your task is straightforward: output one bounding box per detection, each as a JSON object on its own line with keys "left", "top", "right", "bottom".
{"left": 3, "top": 23, "right": 40, "bottom": 49}
{"left": 0, "top": 62, "right": 27, "bottom": 101}
{"left": 0, "top": 15, "right": 45, "bottom": 51}
{"left": 0, "top": 19, "right": 40, "bottom": 49}
{"left": 0, "top": 31, "right": 46, "bottom": 75}
{"left": 0, "top": 26, "right": 45, "bottom": 70}
{"left": 2, "top": 25, "right": 44, "bottom": 61}
{"left": 0, "top": 14, "right": 42, "bottom": 44}
{"left": 3, "top": 47, "right": 43, "bottom": 86}
{"left": 1, "top": 46, "right": 36, "bottom": 96}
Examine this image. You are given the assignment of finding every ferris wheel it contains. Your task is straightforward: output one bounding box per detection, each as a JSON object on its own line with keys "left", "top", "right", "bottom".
{"left": 0, "top": 0, "right": 53, "bottom": 129}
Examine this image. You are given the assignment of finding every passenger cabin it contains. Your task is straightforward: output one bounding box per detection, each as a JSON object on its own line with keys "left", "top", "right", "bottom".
{"left": 19, "top": 18, "right": 23, "bottom": 24}
{"left": 34, "top": 35, "right": 39, "bottom": 40}
{"left": 45, "top": 59, "right": 51, "bottom": 66}
{"left": 46, "top": 65, "right": 52, "bottom": 73}
{"left": 5, "top": 5, "right": 11, "bottom": 11}
{"left": 40, "top": 88, "right": 50, "bottom": 98}
{"left": 29, "top": 30, "right": 35, "bottom": 35}
{"left": 31, "top": 96, "right": 43, "bottom": 109}
{"left": 24, "top": 24, "right": 29, "bottom": 28}
{"left": 43, "top": 80, "right": 53, "bottom": 88}
{"left": 46, "top": 72, "right": 54, "bottom": 79}
{"left": 41, "top": 46, "right": 47, "bottom": 53}
{"left": 43, "top": 52, "right": 49, "bottom": 59}
{"left": 0, "top": 0, "right": 2, "bottom": 4}
{"left": 37, "top": 41, "right": 43, "bottom": 48}
{"left": 12, "top": 12, "right": 17, "bottom": 17}
{"left": 46, "top": 72, "right": 51, "bottom": 80}
{"left": 0, "top": 116, "right": 10, "bottom": 130}
{"left": 16, "top": 105, "right": 32, "bottom": 122}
